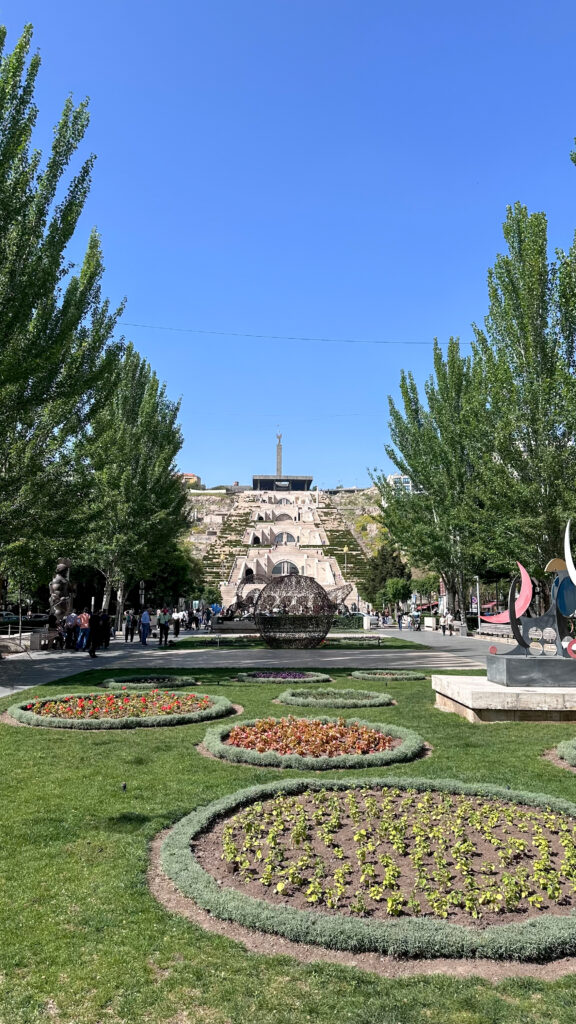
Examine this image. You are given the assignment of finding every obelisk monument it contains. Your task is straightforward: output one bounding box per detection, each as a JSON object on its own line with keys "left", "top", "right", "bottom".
{"left": 276, "top": 432, "right": 282, "bottom": 477}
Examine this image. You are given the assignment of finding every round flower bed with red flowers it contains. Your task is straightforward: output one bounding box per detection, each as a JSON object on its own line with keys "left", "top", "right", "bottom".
{"left": 8, "top": 690, "right": 234, "bottom": 730}
{"left": 202, "top": 715, "right": 425, "bottom": 770}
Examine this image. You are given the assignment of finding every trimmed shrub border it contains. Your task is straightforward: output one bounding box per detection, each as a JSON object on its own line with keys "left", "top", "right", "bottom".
{"left": 351, "top": 670, "right": 428, "bottom": 682}
{"left": 8, "top": 691, "right": 235, "bottom": 730}
{"left": 161, "top": 775, "right": 576, "bottom": 962}
{"left": 557, "top": 738, "right": 576, "bottom": 767}
{"left": 101, "top": 675, "right": 198, "bottom": 690}
{"left": 236, "top": 671, "right": 332, "bottom": 683}
{"left": 275, "top": 687, "right": 394, "bottom": 708}
{"left": 201, "top": 716, "right": 424, "bottom": 770}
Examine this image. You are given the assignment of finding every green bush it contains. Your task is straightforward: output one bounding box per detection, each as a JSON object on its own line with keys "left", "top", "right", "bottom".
{"left": 161, "top": 775, "right": 576, "bottom": 962}
{"left": 102, "top": 675, "right": 198, "bottom": 690}
{"left": 201, "top": 716, "right": 425, "bottom": 770}
{"left": 235, "top": 671, "right": 332, "bottom": 683}
{"left": 557, "top": 738, "right": 576, "bottom": 767}
{"left": 8, "top": 691, "right": 235, "bottom": 730}
{"left": 276, "top": 687, "right": 394, "bottom": 708}
{"left": 351, "top": 670, "right": 428, "bottom": 682}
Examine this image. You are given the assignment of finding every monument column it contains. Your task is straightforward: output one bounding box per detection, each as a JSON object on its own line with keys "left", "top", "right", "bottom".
{"left": 276, "top": 432, "right": 282, "bottom": 477}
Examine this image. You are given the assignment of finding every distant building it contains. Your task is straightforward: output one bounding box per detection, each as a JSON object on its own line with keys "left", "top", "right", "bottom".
{"left": 386, "top": 473, "right": 413, "bottom": 493}
{"left": 253, "top": 433, "right": 312, "bottom": 491}
{"left": 181, "top": 473, "right": 202, "bottom": 488}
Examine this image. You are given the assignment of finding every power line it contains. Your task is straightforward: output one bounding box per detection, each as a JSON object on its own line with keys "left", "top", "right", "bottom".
{"left": 119, "top": 320, "right": 472, "bottom": 347}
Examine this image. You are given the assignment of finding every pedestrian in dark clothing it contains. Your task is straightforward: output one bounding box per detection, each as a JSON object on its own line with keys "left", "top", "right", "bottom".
{"left": 88, "top": 610, "right": 101, "bottom": 658}
{"left": 158, "top": 608, "right": 170, "bottom": 647}
{"left": 124, "top": 610, "right": 138, "bottom": 642}
{"left": 173, "top": 611, "right": 180, "bottom": 639}
{"left": 100, "top": 610, "right": 111, "bottom": 649}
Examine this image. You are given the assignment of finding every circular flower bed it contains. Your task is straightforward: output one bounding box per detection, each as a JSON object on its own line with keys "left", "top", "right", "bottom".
{"left": 276, "top": 687, "right": 394, "bottom": 708}
{"left": 102, "top": 675, "right": 198, "bottom": 690}
{"left": 8, "top": 690, "right": 234, "bottom": 730}
{"left": 161, "top": 776, "right": 576, "bottom": 961}
{"left": 351, "top": 670, "right": 427, "bottom": 682}
{"left": 201, "top": 715, "right": 424, "bottom": 770}
{"left": 236, "top": 671, "right": 332, "bottom": 683}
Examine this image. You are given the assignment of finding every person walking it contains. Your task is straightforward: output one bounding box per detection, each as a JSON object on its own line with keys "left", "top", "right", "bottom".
{"left": 87, "top": 609, "right": 101, "bottom": 658}
{"left": 65, "top": 610, "right": 78, "bottom": 649}
{"left": 140, "top": 607, "right": 151, "bottom": 645}
{"left": 440, "top": 613, "right": 446, "bottom": 636}
{"left": 173, "top": 610, "right": 181, "bottom": 639}
{"left": 100, "top": 610, "right": 111, "bottom": 649}
{"left": 445, "top": 610, "right": 454, "bottom": 636}
{"left": 76, "top": 608, "right": 90, "bottom": 650}
{"left": 158, "top": 608, "right": 170, "bottom": 647}
{"left": 397, "top": 613, "right": 403, "bottom": 631}
{"left": 124, "top": 609, "right": 138, "bottom": 643}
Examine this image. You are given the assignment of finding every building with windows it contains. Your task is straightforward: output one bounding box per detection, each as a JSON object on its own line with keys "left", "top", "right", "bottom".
{"left": 386, "top": 473, "right": 414, "bottom": 493}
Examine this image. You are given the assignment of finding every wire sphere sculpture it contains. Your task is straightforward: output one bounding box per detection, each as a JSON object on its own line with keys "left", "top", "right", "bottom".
{"left": 254, "top": 574, "right": 335, "bottom": 648}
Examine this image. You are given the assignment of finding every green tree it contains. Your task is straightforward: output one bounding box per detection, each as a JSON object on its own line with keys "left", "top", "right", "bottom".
{"left": 363, "top": 541, "right": 410, "bottom": 607}
{"left": 138, "top": 542, "right": 204, "bottom": 609}
{"left": 471, "top": 202, "right": 576, "bottom": 577}
{"left": 0, "top": 26, "right": 123, "bottom": 575}
{"left": 384, "top": 577, "right": 412, "bottom": 617}
{"left": 80, "top": 344, "right": 190, "bottom": 624}
{"left": 374, "top": 339, "right": 490, "bottom": 631}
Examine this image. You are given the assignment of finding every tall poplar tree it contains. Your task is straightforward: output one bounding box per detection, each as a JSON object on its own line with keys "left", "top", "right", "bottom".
{"left": 81, "top": 344, "right": 190, "bottom": 621}
{"left": 0, "top": 25, "right": 123, "bottom": 583}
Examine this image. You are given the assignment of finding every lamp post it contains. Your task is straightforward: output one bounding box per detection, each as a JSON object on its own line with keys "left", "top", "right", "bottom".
{"left": 474, "top": 575, "right": 481, "bottom": 633}
{"left": 343, "top": 545, "right": 349, "bottom": 576}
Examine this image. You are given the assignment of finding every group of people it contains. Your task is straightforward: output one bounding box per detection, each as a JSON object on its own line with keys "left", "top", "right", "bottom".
{"left": 47, "top": 603, "right": 219, "bottom": 656}
{"left": 48, "top": 608, "right": 112, "bottom": 658}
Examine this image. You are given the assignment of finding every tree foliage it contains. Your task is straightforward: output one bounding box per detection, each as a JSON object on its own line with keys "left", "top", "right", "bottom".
{"left": 80, "top": 344, "right": 190, "bottom": 616}
{"left": 376, "top": 199, "right": 576, "bottom": 613}
{"left": 0, "top": 25, "right": 123, "bottom": 583}
{"left": 363, "top": 541, "right": 410, "bottom": 607}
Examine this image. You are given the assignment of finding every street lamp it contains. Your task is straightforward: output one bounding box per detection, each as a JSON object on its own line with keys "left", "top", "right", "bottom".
{"left": 343, "top": 545, "right": 349, "bottom": 576}
{"left": 474, "top": 575, "right": 481, "bottom": 634}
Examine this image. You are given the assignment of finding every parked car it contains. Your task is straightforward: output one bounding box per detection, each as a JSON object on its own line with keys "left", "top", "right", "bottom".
{"left": 25, "top": 613, "right": 49, "bottom": 624}
{"left": 0, "top": 611, "right": 19, "bottom": 625}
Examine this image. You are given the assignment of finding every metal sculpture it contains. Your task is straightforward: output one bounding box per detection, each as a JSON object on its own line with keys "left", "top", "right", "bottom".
{"left": 486, "top": 522, "right": 576, "bottom": 685}
{"left": 254, "top": 574, "right": 335, "bottom": 648}
{"left": 49, "top": 557, "right": 72, "bottom": 621}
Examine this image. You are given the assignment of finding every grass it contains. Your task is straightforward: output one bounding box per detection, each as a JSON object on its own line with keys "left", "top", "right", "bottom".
{"left": 3, "top": 665, "right": 576, "bottom": 1023}
{"left": 172, "top": 635, "right": 426, "bottom": 652}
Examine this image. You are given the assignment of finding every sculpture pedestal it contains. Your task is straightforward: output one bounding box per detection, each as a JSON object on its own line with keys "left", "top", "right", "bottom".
{"left": 486, "top": 653, "right": 576, "bottom": 687}
{"left": 432, "top": 674, "right": 576, "bottom": 723}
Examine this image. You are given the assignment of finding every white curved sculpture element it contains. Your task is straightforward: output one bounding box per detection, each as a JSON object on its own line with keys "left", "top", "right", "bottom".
{"left": 564, "top": 520, "right": 576, "bottom": 588}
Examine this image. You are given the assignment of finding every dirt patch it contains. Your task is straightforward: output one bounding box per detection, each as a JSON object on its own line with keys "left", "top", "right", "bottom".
{"left": 148, "top": 829, "right": 576, "bottom": 980}
{"left": 193, "top": 788, "right": 576, "bottom": 927}
{"left": 543, "top": 748, "right": 576, "bottom": 774}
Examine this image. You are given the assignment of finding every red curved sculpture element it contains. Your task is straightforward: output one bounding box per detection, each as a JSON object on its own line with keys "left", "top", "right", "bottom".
{"left": 508, "top": 575, "right": 529, "bottom": 649}
{"left": 480, "top": 562, "right": 533, "bottom": 623}
{"left": 566, "top": 638, "right": 576, "bottom": 660}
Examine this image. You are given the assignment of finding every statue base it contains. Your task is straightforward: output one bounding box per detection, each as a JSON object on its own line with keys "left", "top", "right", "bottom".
{"left": 486, "top": 653, "right": 576, "bottom": 687}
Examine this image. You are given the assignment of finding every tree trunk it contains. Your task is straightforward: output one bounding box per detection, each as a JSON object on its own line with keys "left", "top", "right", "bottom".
{"left": 456, "top": 574, "right": 469, "bottom": 636}
{"left": 102, "top": 578, "right": 112, "bottom": 611}
{"left": 115, "top": 581, "right": 125, "bottom": 631}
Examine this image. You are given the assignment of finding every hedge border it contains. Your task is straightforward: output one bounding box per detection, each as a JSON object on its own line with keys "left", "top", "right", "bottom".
{"left": 8, "top": 691, "right": 235, "bottom": 731}
{"left": 201, "top": 715, "right": 424, "bottom": 770}
{"left": 276, "top": 687, "right": 394, "bottom": 708}
{"left": 557, "top": 738, "right": 576, "bottom": 767}
{"left": 236, "top": 671, "right": 332, "bottom": 683}
{"left": 160, "top": 775, "right": 576, "bottom": 962}
{"left": 102, "top": 675, "right": 198, "bottom": 691}
{"left": 351, "top": 670, "right": 428, "bottom": 682}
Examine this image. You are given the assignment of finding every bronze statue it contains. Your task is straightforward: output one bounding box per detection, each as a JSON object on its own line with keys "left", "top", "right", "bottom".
{"left": 49, "top": 558, "right": 72, "bottom": 620}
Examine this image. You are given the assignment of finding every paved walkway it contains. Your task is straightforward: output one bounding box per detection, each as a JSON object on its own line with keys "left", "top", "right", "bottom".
{"left": 0, "top": 628, "right": 495, "bottom": 698}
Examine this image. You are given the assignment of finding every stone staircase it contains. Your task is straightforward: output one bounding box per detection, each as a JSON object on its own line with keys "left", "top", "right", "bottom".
{"left": 316, "top": 496, "right": 371, "bottom": 598}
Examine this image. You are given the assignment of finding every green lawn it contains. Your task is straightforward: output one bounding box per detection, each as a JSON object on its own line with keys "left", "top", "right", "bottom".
{"left": 3, "top": 666, "right": 576, "bottom": 1023}
{"left": 172, "top": 635, "right": 426, "bottom": 651}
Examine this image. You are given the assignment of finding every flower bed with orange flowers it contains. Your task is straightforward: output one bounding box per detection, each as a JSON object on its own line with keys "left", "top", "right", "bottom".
{"left": 202, "top": 715, "right": 424, "bottom": 770}
{"left": 8, "top": 690, "right": 234, "bottom": 730}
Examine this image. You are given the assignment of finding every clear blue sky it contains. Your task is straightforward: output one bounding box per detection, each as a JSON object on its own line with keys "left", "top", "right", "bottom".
{"left": 3, "top": 0, "right": 576, "bottom": 487}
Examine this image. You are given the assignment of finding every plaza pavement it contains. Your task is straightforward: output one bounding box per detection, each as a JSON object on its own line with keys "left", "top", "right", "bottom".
{"left": 0, "top": 627, "right": 496, "bottom": 698}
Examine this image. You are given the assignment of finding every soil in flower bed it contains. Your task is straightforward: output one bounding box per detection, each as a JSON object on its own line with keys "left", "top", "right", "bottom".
{"left": 224, "top": 716, "right": 398, "bottom": 758}
{"left": 23, "top": 691, "right": 212, "bottom": 720}
{"left": 194, "top": 786, "right": 576, "bottom": 926}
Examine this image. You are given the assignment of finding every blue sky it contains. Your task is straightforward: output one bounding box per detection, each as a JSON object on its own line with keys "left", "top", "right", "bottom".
{"left": 3, "top": 1, "right": 576, "bottom": 487}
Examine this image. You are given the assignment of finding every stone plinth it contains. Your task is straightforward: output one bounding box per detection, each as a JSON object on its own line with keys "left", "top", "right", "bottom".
{"left": 486, "top": 654, "right": 576, "bottom": 687}
{"left": 432, "top": 674, "right": 576, "bottom": 723}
